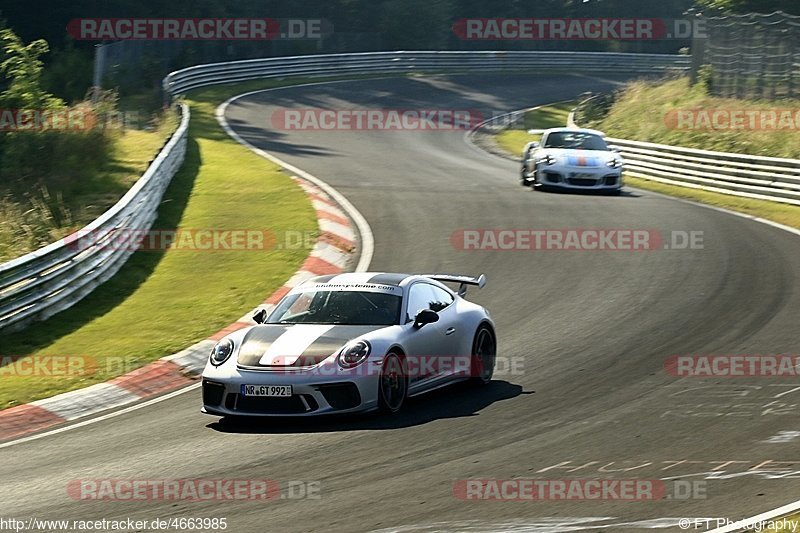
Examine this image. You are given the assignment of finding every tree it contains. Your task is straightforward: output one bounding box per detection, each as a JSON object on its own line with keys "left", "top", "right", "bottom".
{"left": 0, "top": 28, "right": 63, "bottom": 109}
{"left": 380, "top": 0, "right": 453, "bottom": 50}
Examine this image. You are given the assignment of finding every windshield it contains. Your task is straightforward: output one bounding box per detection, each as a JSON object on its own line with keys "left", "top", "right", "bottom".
{"left": 543, "top": 132, "right": 608, "bottom": 151}
{"left": 267, "top": 290, "right": 402, "bottom": 326}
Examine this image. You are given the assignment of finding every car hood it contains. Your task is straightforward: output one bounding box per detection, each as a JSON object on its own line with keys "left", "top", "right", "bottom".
{"left": 237, "top": 324, "right": 387, "bottom": 368}
{"left": 538, "top": 148, "right": 618, "bottom": 168}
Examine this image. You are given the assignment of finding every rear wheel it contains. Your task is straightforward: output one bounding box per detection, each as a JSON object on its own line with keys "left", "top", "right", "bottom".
{"left": 470, "top": 326, "right": 496, "bottom": 385}
{"left": 378, "top": 353, "right": 408, "bottom": 413}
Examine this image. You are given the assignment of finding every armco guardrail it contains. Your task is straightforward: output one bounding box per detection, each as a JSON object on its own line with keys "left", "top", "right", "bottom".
{"left": 0, "top": 103, "right": 190, "bottom": 333}
{"left": 163, "top": 50, "right": 690, "bottom": 96}
{"left": 567, "top": 97, "right": 800, "bottom": 205}
{"left": 607, "top": 137, "right": 800, "bottom": 206}
{"left": 0, "top": 51, "right": 688, "bottom": 334}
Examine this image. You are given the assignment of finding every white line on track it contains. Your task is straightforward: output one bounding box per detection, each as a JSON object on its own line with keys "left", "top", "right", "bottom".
{"left": 707, "top": 501, "right": 800, "bottom": 532}
{"left": 216, "top": 80, "right": 375, "bottom": 273}
{"left": 1, "top": 79, "right": 376, "bottom": 449}
{"left": 466, "top": 103, "right": 800, "bottom": 533}
{"left": 0, "top": 383, "right": 201, "bottom": 449}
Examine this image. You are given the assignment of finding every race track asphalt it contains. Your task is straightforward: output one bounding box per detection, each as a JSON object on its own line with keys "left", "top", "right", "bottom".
{"left": 3, "top": 73, "right": 800, "bottom": 532}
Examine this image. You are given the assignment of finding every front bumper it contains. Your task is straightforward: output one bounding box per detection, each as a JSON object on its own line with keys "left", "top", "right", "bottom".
{"left": 201, "top": 365, "right": 380, "bottom": 417}
{"left": 537, "top": 169, "right": 622, "bottom": 190}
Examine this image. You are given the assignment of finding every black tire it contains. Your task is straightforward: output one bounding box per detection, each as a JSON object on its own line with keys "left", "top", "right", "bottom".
{"left": 530, "top": 168, "right": 545, "bottom": 190}
{"left": 378, "top": 353, "right": 408, "bottom": 414}
{"left": 520, "top": 166, "right": 532, "bottom": 186}
{"left": 470, "top": 326, "right": 496, "bottom": 385}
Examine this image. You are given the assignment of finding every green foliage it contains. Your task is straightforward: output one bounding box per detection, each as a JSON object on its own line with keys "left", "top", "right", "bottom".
{"left": 379, "top": 0, "right": 452, "bottom": 50}
{"left": 0, "top": 186, "right": 73, "bottom": 261}
{"left": 588, "top": 76, "right": 800, "bottom": 158}
{"left": 696, "top": 64, "right": 714, "bottom": 93}
{"left": 0, "top": 29, "right": 112, "bottom": 193}
{"left": 495, "top": 101, "right": 800, "bottom": 234}
{"left": 0, "top": 28, "right": 63, "bottom": 110}
{"left": 574, "top": 93, "right": 616, "bottom": 125}
{"left": 0, "top": 82, "right": 316, "bottom": 407}
{"left": 40, "top": 43, "right": 94, "bottom": 103}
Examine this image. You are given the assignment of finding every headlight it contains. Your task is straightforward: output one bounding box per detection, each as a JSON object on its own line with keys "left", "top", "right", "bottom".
{"left": 537, "top": 155, "right": 557, "bottom": 166}
{"left": 210, "top": 338, "right": 235, "bottom": 366}
{"left": 337, "top": 340, "right": 371, "bottom": 369}
{"left": 607, "top": 157, "right": 623, "bottom": 169}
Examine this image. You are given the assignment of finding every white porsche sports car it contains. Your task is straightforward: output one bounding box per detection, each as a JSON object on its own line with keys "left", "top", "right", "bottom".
{"left": 520, "top": 127, "right": 624, "bottom": 194}
{"left": 201, "top": 273, "right": 496, "bottom": 418}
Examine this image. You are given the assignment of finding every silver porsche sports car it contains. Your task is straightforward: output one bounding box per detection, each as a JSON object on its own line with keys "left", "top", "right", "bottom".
{"left": 520, "top": 127, "right": 624, "bottom": 194}
{"left": 201, "top": 272, "right": 496, "bottom": 417}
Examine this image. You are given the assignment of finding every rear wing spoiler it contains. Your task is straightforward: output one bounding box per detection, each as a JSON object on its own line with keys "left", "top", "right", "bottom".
{"left": 422, "top": 274, "right": 487, "bottom": 297}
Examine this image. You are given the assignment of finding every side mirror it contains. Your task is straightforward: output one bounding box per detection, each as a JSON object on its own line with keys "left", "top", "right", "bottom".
{"left": 252, "top": 309, "right": 268, "bottom": 324}
{"left": 413, "top": 309, "right": 439, "bottom": 328}
{"left": 530, "top": 141, "right": 540, "bottom": 149}
{"left": 609, "top": 146, "right": 620, "bottom": 153}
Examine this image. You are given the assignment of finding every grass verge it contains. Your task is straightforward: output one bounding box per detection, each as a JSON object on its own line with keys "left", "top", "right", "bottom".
{"left": 0, "top": 120, "right": 175, "bottom": 262}
{"left": 493, "top": 101, "right": 800, "bottom": 230}
{"left": 625, "top": 175, "right": 800, "bottom": 228}
{"left": 584, "top": 76, "right": 800, "bottom": 159}
{"left": 495, "top": 100, "right": 576, "bottom": 155}
{"left": 762, "top": 513, "right": 800, "bottom": 532}
{"left": 0, "top": 80, "right": 322, "bottom": 409}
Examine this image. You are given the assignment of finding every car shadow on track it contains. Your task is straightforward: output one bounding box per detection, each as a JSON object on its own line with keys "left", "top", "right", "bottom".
{"left": 534, "top": 187, "right": 641, "bottom": 198}
{"left": 206, "top": 380, "right": 528, "bottom": 434}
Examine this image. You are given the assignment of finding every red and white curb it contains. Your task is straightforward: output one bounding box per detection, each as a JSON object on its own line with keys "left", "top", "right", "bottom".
{"left": 0, "top": 177, "right": 359, "bottom": 443}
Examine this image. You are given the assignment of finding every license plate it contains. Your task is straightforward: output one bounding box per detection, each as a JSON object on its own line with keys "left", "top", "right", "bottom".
{"left": 570, "top": 172, "right": 595, "bottom": 179}
{"left": 240, "top": 384, "right": 293, "bottom": 397}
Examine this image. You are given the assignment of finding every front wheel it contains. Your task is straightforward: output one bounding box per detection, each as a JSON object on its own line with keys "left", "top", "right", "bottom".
{"left": 521, "top": 166, "right": 537, "bottom": 187}
{"left": 378, "top": 353, "right": 408, "bottom": 414}
{"left": 470, "top": 326, "right": 496, "bottom": 385}
{"left": 520, "top": 166, "right": 531, "bottom": 186}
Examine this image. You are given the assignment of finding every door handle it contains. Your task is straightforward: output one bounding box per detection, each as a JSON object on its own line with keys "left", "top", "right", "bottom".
{"left": 445, "top": 327, "right": 456, "bottom": 335}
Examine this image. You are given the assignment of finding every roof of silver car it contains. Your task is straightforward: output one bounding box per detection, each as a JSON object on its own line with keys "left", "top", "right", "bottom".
{"left": 307, "top": 273, "right": 413, "bottom": 287}
{"left": 543, "top": 127, "right": 606, "bottom": 137}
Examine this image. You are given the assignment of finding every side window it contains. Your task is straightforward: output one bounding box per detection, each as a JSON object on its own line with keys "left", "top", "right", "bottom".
{"left": 406, "top": 283, "right": 455, "bottom": 320}
{"left": 406, "top": 284, "right": 434, "bottom": 321}
{"left": 428, "top": 285, "right": 454, "bottom": 312}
